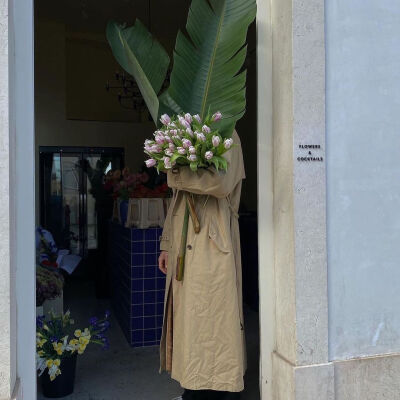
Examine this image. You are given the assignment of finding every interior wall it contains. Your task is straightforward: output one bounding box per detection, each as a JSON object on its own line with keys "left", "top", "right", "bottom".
{"left": 35, "top": 19, "right": 152, "bottom": 171}
{"left": 326, "top": 0, "right": 400, "bottom": 360}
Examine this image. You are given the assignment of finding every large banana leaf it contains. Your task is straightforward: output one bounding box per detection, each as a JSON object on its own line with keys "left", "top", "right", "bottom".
{"left": 106, "top": 20, "right": 170, "bottom": 123}
{"left": 165, "top": 0, "right": 256, "bottom": 137}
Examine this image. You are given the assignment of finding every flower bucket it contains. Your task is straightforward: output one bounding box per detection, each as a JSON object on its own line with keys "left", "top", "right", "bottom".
{"left": 119, "top": 200, "right": 129, "bottom": 227}
{"left": 40, "top": 354, "right": 77, "bottom": 398}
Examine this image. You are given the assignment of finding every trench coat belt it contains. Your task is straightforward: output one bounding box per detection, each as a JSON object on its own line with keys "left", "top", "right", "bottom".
{"left": 226, "top": 195, "right": 239, "bottom": 219}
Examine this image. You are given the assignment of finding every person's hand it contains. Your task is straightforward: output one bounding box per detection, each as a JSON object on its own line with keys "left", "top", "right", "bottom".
{"left": 158, "top": 251, "right": 168, "bottom": 275}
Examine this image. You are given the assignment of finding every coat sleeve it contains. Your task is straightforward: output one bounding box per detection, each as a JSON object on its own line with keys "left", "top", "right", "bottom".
{"left": 167, "top": 132, "right": 245, "bottom": 199}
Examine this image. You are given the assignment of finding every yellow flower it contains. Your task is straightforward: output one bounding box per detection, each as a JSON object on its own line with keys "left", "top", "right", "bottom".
{"left": 37, "top": 350, "right": 45, "bottom": 357}
{"left": 83, "top": 328, "right": 90, "bottom": 337}
{"left": 79, "top": 336, "right": 89, "bottom": 345}
{"left": 77, "top": 344, "right": 86, "bottom": 354}
{"left": 69, "top": 339, "right": 78, "bottom": 346}
{"left": 52, "top": 342, "right": 64, "bottom": 356}
{"left": 46, "top": 359, "right": 54, "bottom": 368}
{"left": 74, "top": 329, "right": 82, "bottom": 338}
{"left": 36, "top": 338, "right": 47, "bottom": 348}
{"left": 43, "top": 324, "right": 50, "bottom": 331}
{"left": 54, "top": 359, "right": 61, "bottom": 367}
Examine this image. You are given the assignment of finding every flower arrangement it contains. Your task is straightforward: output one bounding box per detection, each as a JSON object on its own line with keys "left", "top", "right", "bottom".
{"left": 144, "top": 111, "right": 234, "bottom": 173}
{"left": 36, "top": 266, "right": 64, "bottom": 307}
{"left": 106, "top": 166, "right": 170, "bottom": 199}
{"left": 36, "top": 310, "right": 111, "bottom": 381}
{"left": 37, "top": 227, "right": 59, "bottom": 268}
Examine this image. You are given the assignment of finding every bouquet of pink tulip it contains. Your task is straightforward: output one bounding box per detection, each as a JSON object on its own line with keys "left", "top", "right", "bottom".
{"left": 144, "top": 111, "right": 234, "bottom": 173}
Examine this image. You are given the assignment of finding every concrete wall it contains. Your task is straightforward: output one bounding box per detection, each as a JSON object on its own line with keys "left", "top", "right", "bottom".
{"left": 326, "top": 0, "right": 400, "bottom": 360}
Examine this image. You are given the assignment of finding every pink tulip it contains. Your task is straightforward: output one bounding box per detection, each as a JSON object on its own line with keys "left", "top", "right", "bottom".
{"left": 165, "top": 149, "right": 174, "bottom": 157}
{"left": 202, "top": 125, "right": 211, "bottom": 134}
{"left": 179, "top": 118, "right": 191, "bottom": 130}
{"left": 205, "top": 151, "right": 213, "bottom": 160}
{"left": 193, "top": 114, "right": 201, "bottom": 123}
{"left": 169, "top": 143, "right": 176, "bottom": 150}
{"left": 184, "top": 113, "right": 193, "bottom": 123}
{"left": 145, "top": 159, "right": 157, "bottom": 168}
{"left": 160, "top": 114, "right": 171, "bottom": 125}
{"left": 189, "top": 146, "right": 196, "bottom": 154}
{"left": 224, "top": 138, "right": 234, "bottom": 149}
{"left": 163, "top": 156, "right": 172, "bottom": 169}
{"left": 187, "top": 154, "right": 197, "bottom": 162}
{"left": 170, "top": 129, "right": 178, "bottom": 136}
{"left": 182, "top": 138, "right": 192, "bottom": 148}
{"left": 164, "top": 135, "right": 172, "bottom": 143}
{"left": 186, "top": 128, "right": 194, "bottom": 137}
{"left": 212, "top": 111, "right": 222, "bottom": 122}
{"left": 155, "top": 135, "right": 165, "bottom": 145}
{"left": 151, "top": 145, "right": 162, "bottom": 153}
{"left": 145, "top": 139, "right": 154, "bottom": 146}
{"left": 177, "top": 147, "right": 186, "bottom": 155}
{"left": 196, "top": 132, "right": 206, "bottom": 142}
{"left": 212, "top": 135, "right": 221, "bottom": 147}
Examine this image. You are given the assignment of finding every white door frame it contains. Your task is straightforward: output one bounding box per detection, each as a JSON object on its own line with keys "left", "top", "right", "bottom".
{"left": 256, "top": 1, "right": 275, "bottom": 399}
{"left": 10, "top": 0, "right": 37, "bottom": 398}
{"left": 11, "top": 1, "right": 275, "bottom": 399}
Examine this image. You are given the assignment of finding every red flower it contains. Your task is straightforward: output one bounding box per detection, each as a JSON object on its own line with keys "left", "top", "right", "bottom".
{"left": 41, "top": 260, "right": 58, "bottom": 268}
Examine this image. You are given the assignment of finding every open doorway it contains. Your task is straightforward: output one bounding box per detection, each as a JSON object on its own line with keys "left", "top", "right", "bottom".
{"left": 34, "top": 1, "right": 260, "bottom": 399}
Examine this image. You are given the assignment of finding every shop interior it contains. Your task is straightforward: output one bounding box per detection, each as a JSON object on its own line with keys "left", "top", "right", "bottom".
{"left": 35, "top": 0, "right": 259, "bottom": 398}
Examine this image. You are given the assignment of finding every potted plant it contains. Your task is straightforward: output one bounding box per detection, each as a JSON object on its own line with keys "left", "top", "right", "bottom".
{"left": 36, "top": 310, "right": 110, "bottom": 398}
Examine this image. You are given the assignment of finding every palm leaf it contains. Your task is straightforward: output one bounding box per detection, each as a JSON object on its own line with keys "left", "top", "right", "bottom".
{"left": 106, "top": 20, "right": 170, "bottom": 123}
{"left": 165, "top": 0, "right": 256, "bottom": 137}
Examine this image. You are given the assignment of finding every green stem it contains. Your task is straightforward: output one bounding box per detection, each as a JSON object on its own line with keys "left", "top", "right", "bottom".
{"left": 176, "top": 198, "right": 190, "bottom": 281}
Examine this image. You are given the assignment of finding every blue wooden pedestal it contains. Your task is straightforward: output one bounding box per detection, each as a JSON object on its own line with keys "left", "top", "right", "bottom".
{"left": 109, "top": 221, "right": 166, "bottom": 347}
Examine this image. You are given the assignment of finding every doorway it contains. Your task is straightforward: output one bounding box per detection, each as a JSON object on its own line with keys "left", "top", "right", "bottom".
{"left": 13, "top": 0, "right": 274, "bottom": 399}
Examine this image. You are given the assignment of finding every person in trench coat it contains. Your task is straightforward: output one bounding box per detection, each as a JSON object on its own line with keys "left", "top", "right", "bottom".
{"left": 158, "top": 131, "right": 247, "bottom": 400}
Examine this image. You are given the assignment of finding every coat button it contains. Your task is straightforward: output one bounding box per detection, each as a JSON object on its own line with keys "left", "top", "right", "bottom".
{"left": 187, "top": 245, "right": 192, "bottom": 250}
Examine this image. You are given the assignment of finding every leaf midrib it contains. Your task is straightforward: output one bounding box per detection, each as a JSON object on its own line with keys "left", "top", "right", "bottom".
{"left": 200, "top": 1, "right": 227, "bottom": 118}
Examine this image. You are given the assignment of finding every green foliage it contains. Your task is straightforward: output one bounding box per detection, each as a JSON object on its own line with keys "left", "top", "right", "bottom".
{"left": 107, "top": 0, "right": 256, "bottom": 137}
{"left": 165, "top": 0, "right": 256, "bottom": 137}
{"left": 106, "top": 20, "right": 170, "bottom": 123}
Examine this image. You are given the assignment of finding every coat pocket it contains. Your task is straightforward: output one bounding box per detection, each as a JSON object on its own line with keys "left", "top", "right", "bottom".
{"left": 208, "top": 219, "right": 231, "bottom": 254}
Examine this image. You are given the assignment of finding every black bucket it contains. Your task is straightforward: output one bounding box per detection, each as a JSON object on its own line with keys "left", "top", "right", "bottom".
{"left": 40, "top": 355, "right": 77, "bottom": 398}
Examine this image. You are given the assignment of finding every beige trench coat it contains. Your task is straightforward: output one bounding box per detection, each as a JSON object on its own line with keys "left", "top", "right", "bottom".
{"left": 158, "top": 131, "right": 247, "bottom": 392}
